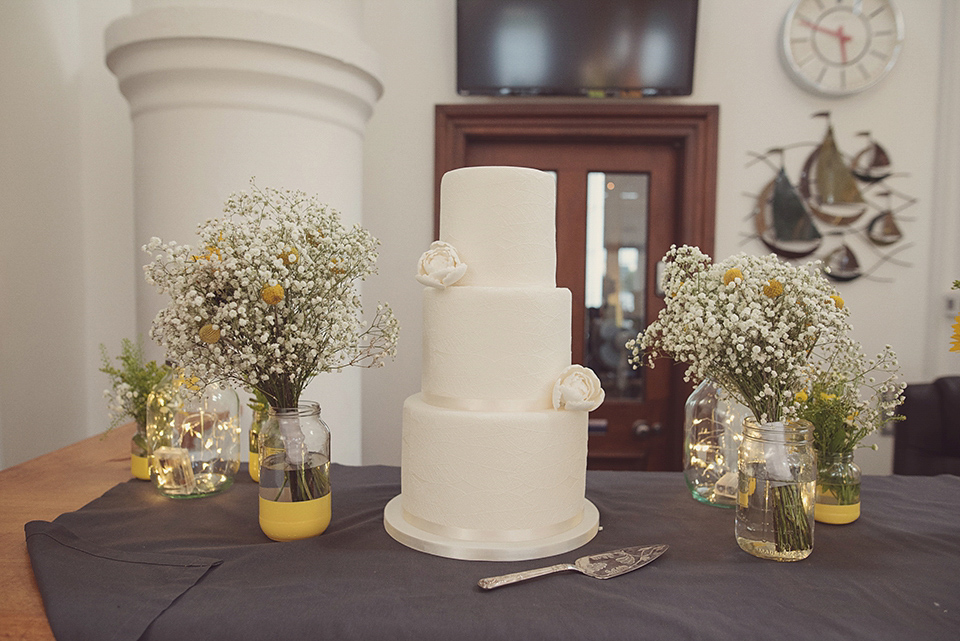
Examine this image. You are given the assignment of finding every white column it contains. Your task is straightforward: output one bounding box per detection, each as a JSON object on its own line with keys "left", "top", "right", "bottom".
{"left": 106, "top": 0, "right": 382, "bottom": 464}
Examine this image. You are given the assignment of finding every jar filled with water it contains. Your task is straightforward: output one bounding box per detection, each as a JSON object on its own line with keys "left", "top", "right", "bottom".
{"left": 258, "top": 401, "right": 331, "bottom": 541}
{"left": 736, "top": 417, "right": 816, "bottom": 561}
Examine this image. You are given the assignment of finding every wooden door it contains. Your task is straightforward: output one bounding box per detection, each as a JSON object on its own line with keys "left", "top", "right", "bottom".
{"left": 435, "top": 104, "right": 718, "bottom": 471}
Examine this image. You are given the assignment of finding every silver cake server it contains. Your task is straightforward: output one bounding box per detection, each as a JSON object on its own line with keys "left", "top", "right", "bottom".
{"left": 477, "top": 543, "right": 668, "bottom": 590}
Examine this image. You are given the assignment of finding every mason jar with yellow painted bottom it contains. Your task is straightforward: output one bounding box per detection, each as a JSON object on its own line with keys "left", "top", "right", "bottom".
{"left": 815, "top": 452, "right": 861, "bottom": 525}
{"left": 258, "top": 402, "right": 331, "bottom": 541}
{"left": 131, "top": 427, "right": 150, "bottom": 480}
{"left": 248, "top": 406, "right": 267, "bottom": 482}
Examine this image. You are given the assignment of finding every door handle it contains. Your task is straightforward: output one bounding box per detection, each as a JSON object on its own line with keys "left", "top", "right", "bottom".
{"left": 633, "top": 420, "right": 663, "bottom": 438}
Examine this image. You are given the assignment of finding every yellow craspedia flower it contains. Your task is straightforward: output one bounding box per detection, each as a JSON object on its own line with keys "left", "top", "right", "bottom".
{"left": 279, "top": 246, "right": 299, "bottom": 266}
{"left": 951, "top": 314, "right": 960, "bottom": 352}
{"left": 820, "top": 392, "right": 837, "bottom": 401}
{"left": 795, "top": 390, "right": 808, "bottom": 402}
{"left": 198, "top": 324, "right": 221, "bottom": 344}
{"left": 723, "top": 268, "right": 743, "bottom": 285}
{"left": 261, "top": 283, "right": 285, "bottom": 305}
{"left": 830, "top": 295, "right": 845, "bottom": 309}
{"left": 763, "top": 279, "right": 784, "bottom": 298}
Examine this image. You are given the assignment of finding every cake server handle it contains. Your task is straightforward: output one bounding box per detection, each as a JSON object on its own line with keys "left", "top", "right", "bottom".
{"left": 478, "top": 563, "right": 576, "bottom": 590}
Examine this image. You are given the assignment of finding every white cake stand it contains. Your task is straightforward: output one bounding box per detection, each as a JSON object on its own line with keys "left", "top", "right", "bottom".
{"left": 383, "top": 495, "right": 600, "bottom": 562}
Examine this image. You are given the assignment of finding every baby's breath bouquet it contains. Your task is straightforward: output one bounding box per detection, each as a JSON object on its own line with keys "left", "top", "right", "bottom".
{"left": 796, "top": 339, "right": 904, "bottom": 509}
{"left": 143, "top": 181, "right": 399, "bottom": 408}
{"left": 628, "top": 245, "right": 850, "bottom": 558}
{"left": 143, "top": 181, "right": 399, "bottom": 505}
{"left": 628, "top": 245, "right": 849, "bottom": 422}
{"left": 797, "top": 339, "right": 904, "bottom": 459}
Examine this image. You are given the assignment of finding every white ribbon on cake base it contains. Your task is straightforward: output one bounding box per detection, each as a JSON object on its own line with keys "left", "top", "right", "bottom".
{"left": 401, "top": 507, "right": 583, "bottom": 543}
{"left": 420, "top": 392, "right": 550, "bottom": 413}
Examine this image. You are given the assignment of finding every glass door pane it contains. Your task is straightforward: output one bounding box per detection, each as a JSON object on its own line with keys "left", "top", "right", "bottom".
{"left": 584, "top": 171, "right": 648, "bottom": 401}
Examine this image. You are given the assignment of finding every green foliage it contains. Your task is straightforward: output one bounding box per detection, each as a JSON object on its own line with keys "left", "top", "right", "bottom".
{"left": 99, "top": 338, "right": 169, "bottom": 431}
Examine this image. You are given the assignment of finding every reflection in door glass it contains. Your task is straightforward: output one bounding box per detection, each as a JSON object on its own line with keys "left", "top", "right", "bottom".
{"left": 584, "top": 172, "right": 648, "bottom": 401}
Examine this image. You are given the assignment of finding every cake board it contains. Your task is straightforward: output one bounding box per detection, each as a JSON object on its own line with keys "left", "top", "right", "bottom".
{"left": 383, "top": 495, "right": 600, "bottom": 562}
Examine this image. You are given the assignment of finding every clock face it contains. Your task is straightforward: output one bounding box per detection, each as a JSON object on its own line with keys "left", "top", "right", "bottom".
{"left": 780, "top": 0, "right": 904, "bottom": 96}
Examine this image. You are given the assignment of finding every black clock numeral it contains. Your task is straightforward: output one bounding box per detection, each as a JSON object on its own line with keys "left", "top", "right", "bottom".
{"left": 857, "top": 63, "right": 870, "bottom": 79}
{"left": 869, "top": 49, "right": 889, "bottom": 61}
{"left": 816, "top": 66, "right": 828, "bottom": 84}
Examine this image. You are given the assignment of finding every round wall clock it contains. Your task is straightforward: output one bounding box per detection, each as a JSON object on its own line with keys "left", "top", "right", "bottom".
{"left": 780, "top": 0, "right": 905, "bottom": 97}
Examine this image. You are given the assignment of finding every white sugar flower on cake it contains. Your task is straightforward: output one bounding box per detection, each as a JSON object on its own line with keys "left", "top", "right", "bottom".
{"left": 552, "top": 365, "right": 605, "bottom": 411}
{"left": 417, "top": 241, "right": 467, "bottom": 289}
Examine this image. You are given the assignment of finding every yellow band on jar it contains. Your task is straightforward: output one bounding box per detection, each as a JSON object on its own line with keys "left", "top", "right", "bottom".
{"left": 131, "top": 454, "right": 150, "bottom": 481}
{"left": 259, "top": 493, "right": 331, "bottom": 541}
{"left": 814, "top": 501, "right": 860, "bottom": 524}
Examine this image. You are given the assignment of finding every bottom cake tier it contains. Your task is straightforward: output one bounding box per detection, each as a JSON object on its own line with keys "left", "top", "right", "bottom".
{"left": 384, "top": 393, "right": 599, "bottom": 561}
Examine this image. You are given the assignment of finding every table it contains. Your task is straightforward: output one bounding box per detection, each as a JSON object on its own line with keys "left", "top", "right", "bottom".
{"left": 4, "top": 425, "right": 960, "bottom": 641}
{"left": 1, "top": 424, "right": 134, "bottom": 639}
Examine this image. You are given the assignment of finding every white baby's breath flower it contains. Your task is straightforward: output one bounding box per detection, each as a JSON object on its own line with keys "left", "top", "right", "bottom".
{"left": 143, "top": 179, "right": 400, "bottom": 409}
{"left": 627, "top": 245, "right": 850, "bottom": 423}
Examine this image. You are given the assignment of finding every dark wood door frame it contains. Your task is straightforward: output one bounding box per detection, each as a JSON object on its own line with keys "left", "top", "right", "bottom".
{"left": 434, "top": 103, "right": 719, "bottom": 469}
{"left": 434, "top": 102, "right": 719, "bottom": 250}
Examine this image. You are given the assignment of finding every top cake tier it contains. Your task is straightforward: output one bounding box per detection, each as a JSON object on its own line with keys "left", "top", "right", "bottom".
{"left": 439, "top": 166, "right": 557, "bottom": 287}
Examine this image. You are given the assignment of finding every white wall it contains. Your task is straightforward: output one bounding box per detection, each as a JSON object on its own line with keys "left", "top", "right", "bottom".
{"left": 1, "top": 0, "right": 957, "bottom": 473}
{"left": 0, "top": 0, "right": 136, "bottom": 468}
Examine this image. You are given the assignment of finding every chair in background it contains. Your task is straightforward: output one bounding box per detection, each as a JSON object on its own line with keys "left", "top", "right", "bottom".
{"left": 893, "top": 376, "right": 960, "bottom": 475}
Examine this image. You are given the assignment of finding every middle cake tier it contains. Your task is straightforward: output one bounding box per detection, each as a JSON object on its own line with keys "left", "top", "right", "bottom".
{"left": 421, "top": 286, "right": 572, "bottom": 408}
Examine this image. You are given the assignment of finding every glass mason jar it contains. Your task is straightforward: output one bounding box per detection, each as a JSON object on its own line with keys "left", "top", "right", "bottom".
{"left": 736, "top": 417, "right": 816, "bottom": 561}
{"left": 248, "top": 406, "right": 267, "bottom": 482}
{"left": 815, "top": 452, "right": 861, "bottom": 524}
{"left": 145, "top": 372, "right": 241, "bottom": 498}
{"left": 258, "top": 401, "right": 331, "bottom": 541}
{"left": 683, "top": 379, "right": 746, "bottom": 508}
{"left": 130, "top": 424, "right": 150, "bottom": 480}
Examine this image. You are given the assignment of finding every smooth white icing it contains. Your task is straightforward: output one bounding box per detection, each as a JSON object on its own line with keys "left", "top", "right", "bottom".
{"left": 399, "top": 165, "right": 592, "bottom": 542}
{"left": 402, "top": 394, "right": 587, "bottom": 534}
{"left": 421, "top": 286, "right": 571, "bottom": 406}
{"left": 439, "top": 166, "right": 556, "bottom": 288}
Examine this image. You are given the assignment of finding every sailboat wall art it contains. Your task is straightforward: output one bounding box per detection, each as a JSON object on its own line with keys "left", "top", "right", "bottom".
{"left": 745, "top": 111, "right": 915, "bottom": 283}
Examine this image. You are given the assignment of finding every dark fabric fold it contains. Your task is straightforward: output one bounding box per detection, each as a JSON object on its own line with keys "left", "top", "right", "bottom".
{"left": 25, "top": 520, "right": 221, "bottom": 641}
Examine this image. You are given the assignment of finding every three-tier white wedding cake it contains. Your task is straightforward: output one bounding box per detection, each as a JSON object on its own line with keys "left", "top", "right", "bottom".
{"left": 383, "top": 166, "right": 603, "bottom": 561}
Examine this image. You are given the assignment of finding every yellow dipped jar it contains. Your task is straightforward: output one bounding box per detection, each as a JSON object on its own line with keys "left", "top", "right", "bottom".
{"left": 258, "top": 402, "right": 331, "bottom": 540}
{"left": 249, "top": 451, "right": 260, "bottom": 483}
{"left": 131, "top": 453, "right": 150, "bottom": 480}
{"left": 815, "top": 452, "right": 861, "bottom": 525}
{"left": 248, "top": 406, "right": 266, "bottom": 482}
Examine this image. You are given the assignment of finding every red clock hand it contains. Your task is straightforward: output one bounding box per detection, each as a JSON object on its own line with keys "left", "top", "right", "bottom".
{"left": 800, "top": 19, "right": 854, "bottom": 64}
{"left": 836, "top": 25, "right": 852, "bottom": 64}
{"left": 800, "top": 18, "right": 843, "bottom": 38}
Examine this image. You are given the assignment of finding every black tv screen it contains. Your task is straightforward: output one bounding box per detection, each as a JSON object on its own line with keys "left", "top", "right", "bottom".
{"left": 457, "top": 0, "right": 698, "bottom": 97}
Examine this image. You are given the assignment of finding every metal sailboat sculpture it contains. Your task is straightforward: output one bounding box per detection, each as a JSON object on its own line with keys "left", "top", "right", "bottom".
{"left": 867, "top": 191, "right": 903, "bottom": 246}
{"left": 851, "top": 131, "right": 893, "bottom": 183}
{"left": 754, "top": 149, "right": 821, "bottom": 258}
{"left": 799, "top": 112, "right": 867, "bottom": 226}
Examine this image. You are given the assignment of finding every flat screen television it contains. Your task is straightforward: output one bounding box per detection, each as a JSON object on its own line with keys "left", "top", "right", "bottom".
{"left": 457, "top": 0, "right": 698, "bottom": 97}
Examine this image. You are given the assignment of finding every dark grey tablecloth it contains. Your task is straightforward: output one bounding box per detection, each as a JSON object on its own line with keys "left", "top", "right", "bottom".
{"left": 27, "top": 465, "right": 960, "bottom": 641}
